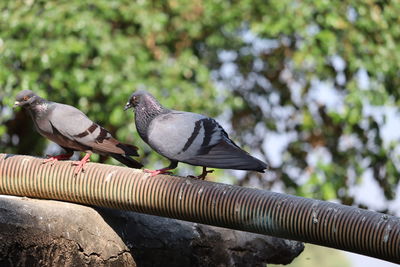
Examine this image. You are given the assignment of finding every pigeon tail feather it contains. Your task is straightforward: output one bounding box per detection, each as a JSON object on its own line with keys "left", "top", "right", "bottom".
{"left": 110, "top": 153, "right": 143, "bottom": 169}
{"left": 184, "top": 140, "right": 268, "bottom": 172}
{"left": 116, "top": 142, "right": 140, "bottom": 156}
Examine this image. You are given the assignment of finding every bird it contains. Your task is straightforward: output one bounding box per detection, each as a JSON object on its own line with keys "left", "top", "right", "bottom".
{"left": 14, "top": 90, "right": 143, "bottom": 175}
{"left": 124, "top": 90, "right": 268, "bottom": 179}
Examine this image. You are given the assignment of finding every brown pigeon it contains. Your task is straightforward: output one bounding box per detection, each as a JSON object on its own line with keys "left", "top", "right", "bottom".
{"left": 15, "top": 90, "right": 142, "bottom": 174}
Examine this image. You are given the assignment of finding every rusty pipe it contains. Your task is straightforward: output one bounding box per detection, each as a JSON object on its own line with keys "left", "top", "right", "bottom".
{"left": 0, "top": 154, "right": 399, "bottom": 263}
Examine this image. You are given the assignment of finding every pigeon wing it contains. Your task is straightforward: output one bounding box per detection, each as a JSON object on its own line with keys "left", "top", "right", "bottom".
{"left": 147, "top": 111, "right": 267, "bottom": 172}
{"left": 146, "top": 111, "right": 218, "bottom": 159}
{"left": 184, "top": 138, "right": 268, "bottom": 172}
{"left": 48, "top": 103, "right": 138, "bottom": 156}
{"left": 181, "top": 119, "right": 268, "bottom": 172}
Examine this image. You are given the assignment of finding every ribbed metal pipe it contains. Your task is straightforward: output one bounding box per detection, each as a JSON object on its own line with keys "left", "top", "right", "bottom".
{"left": 0, "top": 154, "right": 399, "bottom": 263}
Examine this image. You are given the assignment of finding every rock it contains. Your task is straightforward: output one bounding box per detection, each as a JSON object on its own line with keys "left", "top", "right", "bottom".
{"left": 96, "top": 208, "right": 304, "bottom": 266}
{"left": 0, "top": 195, "right": 303, "bottom": 266}
{"left": 0, "top": 195, "right": 134, "bottom": 267}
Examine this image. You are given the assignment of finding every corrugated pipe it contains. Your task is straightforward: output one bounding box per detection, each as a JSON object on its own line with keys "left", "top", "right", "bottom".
{"left": 0, "top": 154, "right": 399, "bottom": 263}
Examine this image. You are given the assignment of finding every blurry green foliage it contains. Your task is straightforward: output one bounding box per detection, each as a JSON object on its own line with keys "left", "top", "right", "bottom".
{"left": 0, "top": 0, "right": 399, "bottom": 211}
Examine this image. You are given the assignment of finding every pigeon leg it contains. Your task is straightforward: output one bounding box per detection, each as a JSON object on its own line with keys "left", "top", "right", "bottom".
{"left": 197, "top": 167, "right": 214, "bottom": 180}
{"left": 42, "top": 151, "right": 74, "bottom": 165}
{"left": 188, "top": 166, "right": 214, "bottom": 180}
{"left": 144, "top": 167, "right": 174, "bottom": 176}
{"left": 72, "top": 153, "right": 91, "bottom": 175}
{"left": 144, "top": 161, "right": 178, "bottom": 176}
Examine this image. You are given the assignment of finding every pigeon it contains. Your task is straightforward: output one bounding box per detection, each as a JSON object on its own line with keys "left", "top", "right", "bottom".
{"left": 14, "top": 90, "right": 143, "bottom": 174}
{"left": 124, "top": 90, "right": 268, "bottom": 179}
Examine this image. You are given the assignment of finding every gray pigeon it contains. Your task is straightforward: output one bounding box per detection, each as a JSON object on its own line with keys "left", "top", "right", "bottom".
{"left": 124, "top": 90, "right": 268, "bottom": 179}
{"left": 14, "top": 90, "right": 143, "bottom": 174}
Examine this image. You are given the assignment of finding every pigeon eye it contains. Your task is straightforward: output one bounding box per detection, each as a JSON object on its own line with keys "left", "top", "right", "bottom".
{"left": 23, "top": 96, "right": 30, "bottom": 101}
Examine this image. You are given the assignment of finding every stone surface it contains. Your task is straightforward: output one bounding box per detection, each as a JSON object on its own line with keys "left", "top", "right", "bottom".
{"left": 0, "top": 195, "right": 303, "bottom": 266}
{"left": 0, "top": 195, "right": 134, "bottom": 267}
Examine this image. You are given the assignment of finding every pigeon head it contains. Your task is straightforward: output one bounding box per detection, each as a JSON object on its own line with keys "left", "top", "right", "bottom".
{"left": 14, "top": 90, "right": 41, "bottom": 108}
{"left": 124, "top": 90, "right": 162, "bottom": 111}
{"left": 125, "top": 90, "right": 170, "bottom": 140}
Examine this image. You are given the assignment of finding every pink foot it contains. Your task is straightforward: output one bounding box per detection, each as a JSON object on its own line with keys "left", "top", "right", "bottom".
{"left": 42, "top": 153, "right": 73, "bottom": 166}
{"left": 72, "top": 153, "right": 91, "bottom": 175}
{"left": 144, "top": 168, "right": 174, "bottom": 176}
{"left": 43, "top": 157, "right": 59, "bottom": 165}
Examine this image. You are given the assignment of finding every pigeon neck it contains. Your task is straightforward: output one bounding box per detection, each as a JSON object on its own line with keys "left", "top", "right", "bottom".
{"left": 27, "top": 98, "right": 51, "bottom": 118}
{"left": 134, "top": 101, "right": 168, "bottom": 142}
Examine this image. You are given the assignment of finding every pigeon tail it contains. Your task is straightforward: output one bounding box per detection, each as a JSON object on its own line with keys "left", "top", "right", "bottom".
{"left": 110, "top": 154, "right": 143, "bottom": 169}
{"left": 116, "top": 142, "right": 140, "bottom": 157}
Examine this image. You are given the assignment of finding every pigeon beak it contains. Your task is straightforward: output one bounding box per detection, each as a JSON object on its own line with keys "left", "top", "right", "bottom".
{"left": 124, "top": 102, "right": 133, "bottom": 111}
{"left": 13, "top": 101, "right": 21, "bottom": 108}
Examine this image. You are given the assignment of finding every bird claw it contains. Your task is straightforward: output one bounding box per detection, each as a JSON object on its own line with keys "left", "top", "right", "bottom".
{"left": 144, "top": 168, "right": 173, "bottom": 176}
{"left": 71, "top": 155, "right": 91, "bottom": 176}
{"left": 42, "top": 153, "right": 73, "bottom": 166}
{"left": 188, "top": 168, "right": 214, "bottom": 180}
{"left": 72, "top": 161, "right": 87, "bottom": 175}
{"left": 42, "top": 156, "right": 58, "bottom": 166}
{"left": 71, "top": 159, "right": 91, "bottom": 165}
{"left": 42, "top": 155, "right": 66, "bottom": 166}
